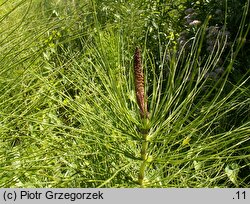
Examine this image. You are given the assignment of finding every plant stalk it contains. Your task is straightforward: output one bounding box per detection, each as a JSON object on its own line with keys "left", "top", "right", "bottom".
{"left": 134, "top": 47, "right": 150, "bottom": 186}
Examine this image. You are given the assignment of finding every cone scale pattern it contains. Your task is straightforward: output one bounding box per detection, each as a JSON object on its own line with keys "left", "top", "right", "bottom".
{"left": 134, "top": 47, "right": 148, "bottom": 119}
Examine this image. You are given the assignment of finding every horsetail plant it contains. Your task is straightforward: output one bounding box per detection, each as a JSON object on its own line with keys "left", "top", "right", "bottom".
{"left": 134, "top": 47, "right": 151, "bottom": 186}
{"left": 1, "top": 0, "right": 250, "bottom": 188}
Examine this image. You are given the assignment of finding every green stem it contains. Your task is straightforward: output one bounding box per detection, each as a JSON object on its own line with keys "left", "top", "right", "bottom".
{"left": 138, "top": 118, "right": 150, "bottom": 186}
{"left": 138, "top": 160, "right": 147, "bottom": 185}
{"left": 141, "top": 140, "right": 148, "bottom": 160}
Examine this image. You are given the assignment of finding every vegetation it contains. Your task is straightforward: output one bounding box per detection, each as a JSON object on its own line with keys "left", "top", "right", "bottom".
{"left": 0, "top": 0, "right": 249, "bottom": 187}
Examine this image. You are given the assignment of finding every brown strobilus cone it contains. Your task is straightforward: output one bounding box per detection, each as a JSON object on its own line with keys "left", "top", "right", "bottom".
{"left": 134, "top": 47, "right": 149, "bottom": 119}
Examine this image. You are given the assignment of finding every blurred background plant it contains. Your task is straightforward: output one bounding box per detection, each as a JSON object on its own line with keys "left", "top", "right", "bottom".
{"left": 0, "top": 0, "right": 249, "bottom": 187}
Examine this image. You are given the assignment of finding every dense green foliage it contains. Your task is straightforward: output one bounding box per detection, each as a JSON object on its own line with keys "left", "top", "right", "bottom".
{"left": 0, "top": 0, "right": 249, "bottom": 187}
